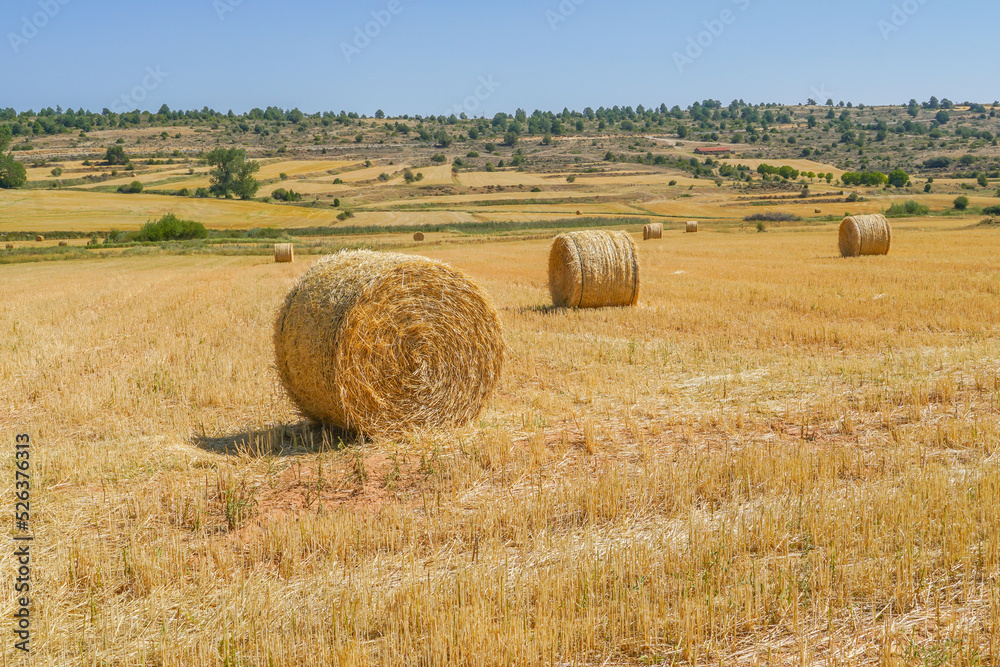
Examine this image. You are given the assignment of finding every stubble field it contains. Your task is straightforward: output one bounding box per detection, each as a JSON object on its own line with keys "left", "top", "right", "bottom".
{"left": 2, "top": 218, "right": 1000, "bottom": 665}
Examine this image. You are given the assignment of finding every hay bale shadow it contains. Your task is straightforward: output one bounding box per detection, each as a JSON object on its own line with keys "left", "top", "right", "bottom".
{"left": 510, "top": 305, "right": 567, "bottom": 316}
{"left": 193, "top": 422, "right": 360, "bottom": 457}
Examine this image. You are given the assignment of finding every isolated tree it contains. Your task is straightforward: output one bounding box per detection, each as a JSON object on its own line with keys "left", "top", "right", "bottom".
{"left": 954, "top": 195, "right": 969, "bottom": 210}
{"left": 887, "top": 168, "right": 910, "bottom": 188}
{"left": 105, "top": 145, "right": 128, "bottom": 165}
{"left": 206, "top": 148, "right": 260, "bottom": 200}
{"left": 935, "top": 110, "right": 951, "bottom": 125}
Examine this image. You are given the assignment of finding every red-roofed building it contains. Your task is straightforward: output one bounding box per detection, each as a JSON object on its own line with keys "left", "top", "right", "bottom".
{"left": 694, "top": 146, "right": 733, "bottom": 156}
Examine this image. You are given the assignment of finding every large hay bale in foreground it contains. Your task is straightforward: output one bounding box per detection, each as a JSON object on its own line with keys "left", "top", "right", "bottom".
{"left": 274, "top": 243, "right": 294, "bottom": 263}
{"left": 274, "top": 250, "right": 504, "bottom": 437}
{"left": 413, "top": 232, "right": 425, "bottom": 242}
{"left": 839, "top": 214, "right": 891, "bottom": 257}
{"left": 548, "top": 230, "right": 640, "bottom": 308}
{"left": 686, "top": 221, "right": 699, "bottom": 233}
{"left": 35, "top": 235, "right": 44, "bottom": 242}
{"left": 643, "top": 223, "right": 663, "bottom": 240}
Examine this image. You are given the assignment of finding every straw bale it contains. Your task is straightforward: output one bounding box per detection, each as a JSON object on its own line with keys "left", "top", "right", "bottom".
{"left": 274, "top": 243, "right": 294, "bottom": 263}
{"left": 274, "top": 250, "right": 504, "bottom": 437}
{"left": 839, "top": 214, "right": 891, "bottom": 257}
{"left": 548, "top": 230, "right": 640, "bottom": 308}
{"left": 643, "top": 223, "right": 663, "bottom": 240}
{"left": 686, "top": 221, "right": 699, "bottom": 233}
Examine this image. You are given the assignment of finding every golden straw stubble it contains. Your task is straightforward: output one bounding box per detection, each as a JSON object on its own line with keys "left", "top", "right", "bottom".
{"left": 839, "top": 214, "right": 891, "bottom": 257}
{"left": 274, "top": 250, "right": 504, "bottom": 437}
{"left": 548, "top": 230, "right": 640, "bottom": 308}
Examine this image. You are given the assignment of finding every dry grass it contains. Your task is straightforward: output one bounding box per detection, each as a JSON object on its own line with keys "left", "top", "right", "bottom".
{"left": 2, "top": 223, "right": 1000, "bottom": 665}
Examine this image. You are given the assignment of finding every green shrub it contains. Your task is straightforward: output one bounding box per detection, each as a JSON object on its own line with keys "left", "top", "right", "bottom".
{"left": 271, "top": 188, "right": 302, "bottom": 202}
{"left": 982, "top": 205, "right": 1000, "bottom": 216}
{"left": 885, "top": 200, "right": 930, "bottom": 217}
{"left": 195, "top": 187, "right": 210, "bottom": 198}
{"left": 117, "top": 180, "right": 143, "bottom": 194}
{"left": 530, "top": 187, "right": 541, "bottom": 193}
{"left": 954, "top": 195, "right": 970, "bottom": 210}
{"left": 51, "top": 167, "right": 63, "bottom": 177}
{"left": 134, "top": 213, "right": 208, "bottom": 242}
{"left": 177, "top": 188, "right": 190, "bottom": 197}
{"left": 566, "top": 175, "right": 576, "bottom": 183}
{"left": 431, "top": 154, "right": 446, "bottom": 163}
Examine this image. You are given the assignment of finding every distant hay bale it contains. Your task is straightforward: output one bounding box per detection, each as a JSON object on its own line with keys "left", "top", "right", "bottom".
{"left": 58, "top": 241, "right": 68, "bottom": 247}
{"left": 274, "top": 243, "right": 294, "bottom": 263}
{"left": 35, "top": 235, "right": 44, "bottom": 242}
{"left": 576, "top": 210, "right": 582, "bottom": 216}
{"left": 642, "top": 223, "right": 663, "bottom": 240}
{"left": 413, "top": 232, "right": 425, "bottom": 242}
{"left": 815, "top": 209, "right": 822, "bottom": 214}
{"left": 686, "top": 221, "right": 699, "bottom": 233}
{"left": 839, "top": 214, "right": 891, "bottom": 257}
{"left": 548, "top": 230, "right": 640, "bottom": 308}
{"left": 274, "top": 250, "right": 504, "bottom": 437}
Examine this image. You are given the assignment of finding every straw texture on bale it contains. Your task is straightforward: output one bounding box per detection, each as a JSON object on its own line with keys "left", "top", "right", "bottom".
{"left": 35, "top": 235, "right": 44, "bottom": 242}
{"left": 548, "top": 230, "right": 640, "bottom": 309}
{"left": 643, "top": 223, "right": 663, "bottom": 240}
{"left": 274, "top": 250, "right": 504, "bottom": 437}
{"left": 413, "top": 232, "right": 425, "bottom": 242}
{"left": 58, "top": 241, "right": 68, "bottom": 247}
{"left": 839, "top": 214, "right": 891, "bottom": 257}
{"left": 686, "top": 221, "right": 699, "bottom": 233}
{"left": 274, "top": 243, "right": 294, "bottom": 263}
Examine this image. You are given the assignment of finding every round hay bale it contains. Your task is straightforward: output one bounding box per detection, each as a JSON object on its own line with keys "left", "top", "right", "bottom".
{"left": 548, "top": 230, "right": 640, "bottom": 309}
{"left": 413, "top": 232, "right": 425, "bottom": 242}
{"left": 35, "top": 235, "right": 44, "bottom": 243}
{"left": 642, "top": 223, "right": 663, "bottom": 241}
{"left": 274, "top": 243, "right": 294, "bottom": 263}
{"left": 576, "top": 210, "right": 582, "bottom": 216}
{"left": 274, "top": 250, "right": 504, "bottom": 437}
{"left": 839, "top": 214, "right": 891, "bottom": 257}
{"left": 686, "top": 221, "right": 699, "bottom": 233}
{"left": 58, "top": 241, "right": 68, "bottom": 247}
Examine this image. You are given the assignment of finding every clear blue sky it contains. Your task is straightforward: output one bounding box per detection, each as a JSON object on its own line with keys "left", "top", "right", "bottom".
{"left": 3, "top": 0, "right": 997, "bottom": 116}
